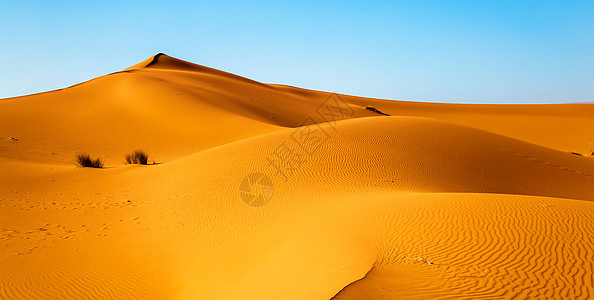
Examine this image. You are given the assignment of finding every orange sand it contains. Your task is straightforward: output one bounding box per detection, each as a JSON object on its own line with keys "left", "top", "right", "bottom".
{"left": 1, "top": 54, "right": 593, "bottom": 299}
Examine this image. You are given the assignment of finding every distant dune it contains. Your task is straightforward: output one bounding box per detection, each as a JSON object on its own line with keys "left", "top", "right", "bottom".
{"left": 1, "top": 54, "right": 593, "bottom": 299}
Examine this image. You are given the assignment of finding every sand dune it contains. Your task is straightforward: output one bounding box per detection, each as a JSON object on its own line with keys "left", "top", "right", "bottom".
{"left": 1, "top": 54, "right": 593, "bottom": 299}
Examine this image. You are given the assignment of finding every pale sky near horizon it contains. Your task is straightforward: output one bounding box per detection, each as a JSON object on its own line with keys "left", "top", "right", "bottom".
{"left": 0, "top": 0, "right": 592, "bottom": 103}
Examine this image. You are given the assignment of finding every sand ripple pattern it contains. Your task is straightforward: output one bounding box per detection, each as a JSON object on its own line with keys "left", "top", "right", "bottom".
{"left": 335, "top": 193, "right": 594, "bottom": 299}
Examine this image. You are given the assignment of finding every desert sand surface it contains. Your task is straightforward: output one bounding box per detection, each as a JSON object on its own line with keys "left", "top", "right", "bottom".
{"left": 1, "top": 53, "right": 594, "bottom": 299}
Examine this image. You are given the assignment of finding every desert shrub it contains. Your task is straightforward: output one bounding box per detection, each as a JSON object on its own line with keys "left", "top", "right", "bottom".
{"left": 125, "top": 150, "right": 149, "bottom": 165}
{"left": 75, "top": 153, "right": 104, "bottom": 168}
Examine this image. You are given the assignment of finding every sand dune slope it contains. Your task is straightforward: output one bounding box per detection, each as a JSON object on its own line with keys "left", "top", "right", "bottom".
{"left": 1, "top": 54, "right": 594, "bottom": 299}
{"left": 2, "top": 115, "right": 594, "bottom": 299}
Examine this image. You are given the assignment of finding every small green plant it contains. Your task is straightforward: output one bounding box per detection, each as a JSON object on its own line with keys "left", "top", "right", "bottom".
{"left": 125, "top": 150, "right": 149, "bottom": 165}
{"left": 75, "top": 153, "right": 104, "bottom": 168}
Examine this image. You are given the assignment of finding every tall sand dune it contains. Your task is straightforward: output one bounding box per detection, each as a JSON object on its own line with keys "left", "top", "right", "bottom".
{"left": 1, "top": 54, "right": 593, "bottom": 299}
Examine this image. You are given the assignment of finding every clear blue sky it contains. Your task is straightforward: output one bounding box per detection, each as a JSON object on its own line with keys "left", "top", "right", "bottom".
{"left": 1, "top": 0, "right": 592, "bottom": 103}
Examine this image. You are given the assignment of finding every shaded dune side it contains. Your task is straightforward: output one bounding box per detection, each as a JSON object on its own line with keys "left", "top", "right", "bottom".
{"left": 121, "top": 54, "right": 381, "bottom": 127}
{"left": 144, "top": 52, "right": 165, "bottom": 68}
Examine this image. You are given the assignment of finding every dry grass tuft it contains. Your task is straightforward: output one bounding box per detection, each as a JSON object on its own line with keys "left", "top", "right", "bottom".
{"left": 125, "top": 150, "right": 149, "bottom": 165}
{"left": 75, "top": 153, "right": 104, "bottom": 168}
